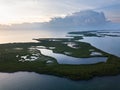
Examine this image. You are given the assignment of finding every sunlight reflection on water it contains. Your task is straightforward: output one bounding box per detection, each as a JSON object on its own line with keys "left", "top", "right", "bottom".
{"left": 0, "top": 30, "right": 66, "bottom": 43}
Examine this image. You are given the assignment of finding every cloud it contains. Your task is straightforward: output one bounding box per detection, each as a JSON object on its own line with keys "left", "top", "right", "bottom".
{"left": 1, "top": 10, "right": 112, "bottom": 30}
{"left": 0, "top": 0, "right": 119, "bottom": 24}
{"left": 0, "top": 10, "right": 120, "bottom": 30}
{"left": 45, "top": 10, "right": 108, "bottom": 27}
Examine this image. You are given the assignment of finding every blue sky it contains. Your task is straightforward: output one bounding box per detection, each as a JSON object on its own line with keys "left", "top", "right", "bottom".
{"left": 0, "top": 0, "right": 119, "bottom": 24}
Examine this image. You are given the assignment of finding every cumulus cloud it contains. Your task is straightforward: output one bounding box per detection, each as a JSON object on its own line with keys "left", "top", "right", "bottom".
{"left": 45, "top": 10, "right": 108, "bottom": 27}
{"left": 37, "top": 10, "right": 120, "bottom": 30}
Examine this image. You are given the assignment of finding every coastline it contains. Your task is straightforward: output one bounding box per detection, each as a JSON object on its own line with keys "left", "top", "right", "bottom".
{"left": 0, "top": 37, "right": 120, "bottom": 80}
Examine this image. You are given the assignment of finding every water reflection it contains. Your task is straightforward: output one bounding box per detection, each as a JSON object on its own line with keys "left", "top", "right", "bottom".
{"left": 0, "top": 30, "right": 66, "bottom": 43}
{"left": 38, "top": 48, "right": 107, "bottom": 64}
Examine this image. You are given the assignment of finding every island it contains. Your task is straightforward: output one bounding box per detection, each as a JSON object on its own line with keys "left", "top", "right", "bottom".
{"left": 0, "top": 35, "right": 120, "bottom": 80}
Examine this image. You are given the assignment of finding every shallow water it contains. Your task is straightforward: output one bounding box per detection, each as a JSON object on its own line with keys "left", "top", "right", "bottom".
{"left": 80, "top": 36, "right": 120, "bottom": 57}
{"left": 38, "top": 48, "right": 107, "bottom": 64}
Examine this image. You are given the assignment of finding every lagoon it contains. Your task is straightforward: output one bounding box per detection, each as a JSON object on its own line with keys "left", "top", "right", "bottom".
{"left": 38, "top": 48, "right": 107, "bottom": 64}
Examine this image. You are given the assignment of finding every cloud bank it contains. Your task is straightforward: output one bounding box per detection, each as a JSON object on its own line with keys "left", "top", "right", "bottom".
{"left": 1, "top": 10, "right": 120, "bottom": 30}
{"left": 46, "top": 10, "right": 108, "bottom": 27}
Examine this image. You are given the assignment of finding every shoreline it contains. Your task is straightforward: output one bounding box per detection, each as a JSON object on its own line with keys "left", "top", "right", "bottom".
{"left": 0, "top": 37, "right": 120, "bottom": 80}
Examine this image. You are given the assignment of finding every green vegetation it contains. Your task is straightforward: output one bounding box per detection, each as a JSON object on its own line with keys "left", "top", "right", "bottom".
{"left": 36, "top": 38, "right": 108, "bottom": 58}
{"left": 68, "top": 31, "right": 101, "bottom": 37}
{"left": 68, "top": 31, "right": 120, "bottom": 37}
{"left": 0, "top": 38, "right": 120, "bottom": 80}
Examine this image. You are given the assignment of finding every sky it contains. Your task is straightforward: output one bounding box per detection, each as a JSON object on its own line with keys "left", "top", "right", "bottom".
{"left": 0, "top": 0, "right": 119, "bottom": 25}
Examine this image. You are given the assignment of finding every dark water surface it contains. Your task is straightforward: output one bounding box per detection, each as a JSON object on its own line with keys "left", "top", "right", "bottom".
{"left": 0, "top": 72, "right": 120, "bottom": 90}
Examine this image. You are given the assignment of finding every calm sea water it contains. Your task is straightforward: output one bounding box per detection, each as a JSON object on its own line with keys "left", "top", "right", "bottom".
{"left": 0, "top": 72, "right": 120, "bottom": 90}
{"left": 0, "top": 30, "right": 66, "bottom": 43}
{"left": 80, "top": 36, "right": 120, "bottom": 57}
